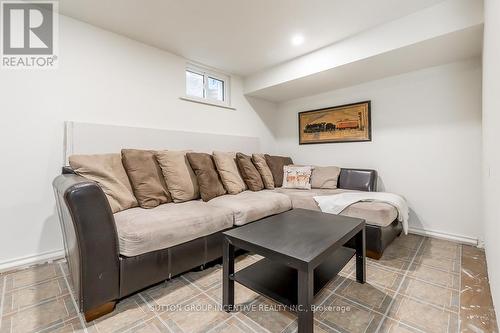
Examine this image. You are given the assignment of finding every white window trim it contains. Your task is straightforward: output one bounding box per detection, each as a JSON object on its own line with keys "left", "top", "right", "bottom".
{"left": 183, "top": 63, "right": 233, "bottom": 109}
{"left": 179, "top": 96, "right": 236, "bottom": 110}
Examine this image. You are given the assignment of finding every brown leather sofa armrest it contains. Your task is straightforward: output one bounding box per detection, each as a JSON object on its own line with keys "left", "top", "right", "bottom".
{"left": 53, "top": 174, "right": 120, "bottom": 314}
{"left": 62, "top": 166, "right": 76, "bottom": 174}
{"left": 338, "top": 168, "right": 378, "bottom": 192}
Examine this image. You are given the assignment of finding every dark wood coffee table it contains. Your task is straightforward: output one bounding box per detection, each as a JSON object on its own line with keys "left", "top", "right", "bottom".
{"left": 222, "top": 208, "right": 365, "bottom": 333}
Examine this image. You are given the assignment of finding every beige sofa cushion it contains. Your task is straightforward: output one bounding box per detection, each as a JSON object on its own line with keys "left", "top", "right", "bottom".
{"left": 186, "top": 152, "right": 226, "bottom": 202}
{"left": 213, "top": 151, "right": 247, "bottom": 194}
{"left": 156, "top": 150, "right": 200, "bottom": 203}
{"left": 341, "top": 201, "right": 398, "bottom": 227}
{"left": 275, "top": 188, "right": 398, "bottom": 227}
{"left": 114, "top": 201, "right": 234, "bottom": 257}
{"left": 252, "top": 154, "right": 274, "bottom": 189}
{"left": 236, "top": 153, "right": 264, "bottom": 191}
{"left": 121, "top": 149, "right": 172, "bottom": 208}
{"left": 208, "top": 190, "right": 291, "bottom": 226}
{"left": 311, "top": 166, "right": 341, "bottom": 189}
{"left": 69, "top": 153, "right": 138, "bottom": 213}
{"left": 264, "top": 155, "right": 293, "bottom": 187}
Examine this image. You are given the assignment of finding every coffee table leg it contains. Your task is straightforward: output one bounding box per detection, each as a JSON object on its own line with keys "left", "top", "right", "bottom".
{"left": 355, "top": 228, "right": 366, "bottom": 283}
{"left": 222, "top": 237, "right": 235, "bottom": 312}
{"left": 297, "top": 269, "right": 314, "bottom": 333}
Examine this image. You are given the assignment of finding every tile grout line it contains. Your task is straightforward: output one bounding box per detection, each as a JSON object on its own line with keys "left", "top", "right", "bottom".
{"left": 2, "top": 292, "right": 73, "bottom": 317}
{"left": 333, "top": 266, "right": 459, "bottom": 315}
{"left": 180, "top": 268, "right": 270, "bottom": 333}
{"left": 447, "top": 311, "right": 451, "bottom": 333}
{"left": 312, "top": 254, "right": 456, "bottom": 333}
{"left": 397, "top": 321, "right": 428, "bottom": 333}
{"left": 179, "top": 275, "right": 263, "bottom": 333}
{"left": 121, "top": 317, "right": 155, "bottom": 333}
{"left": 281, "top": 269, "right": 356, "bottom": 333}
{"left": 0, "top": 275, "right": 6, "bottom": 330}
{"left": 387, "top": 272, "right": 460, "bottom": 292}
{"left": 33, "top": 315, "right": 81, "bottom": 333}
{"left": 179, "top": 275, "right": 223, "bottom": 306}
{"left": 349, "top": 275, "right": 459, "bottom": 313}
{"left": 364, "top": 316, "right": 376, "bottom": 333}
{"left": 1, "top": 274, "right": 66, "bottom": 294}
{"left": 329, "top": 289, "right": 435, "bottom": 330}
{"left": 204, "top": 316, "right": 234, "bottom": 333}
{"left": 58, "top": 262, "right": 89, "bottom": 333}
{"left": 366, "top": 257, "right": 460, "bottom": 286}
{"left": 369, "top": 255, "right": 460, "bottom": 276}
{"left": 315, "top": 270, "right": 355, "bottom": 308}
{"left": 280, "top": 318, "right": 296, "bottom": 333}
{"left": 328, "top": 290, "right": 434, "bottom": 333}
{"left": 234, "top": 315, "right": 271, "bottom": 333}
{"left": 234, "top": 297, "right": 273, "bottom": 333}
{"left": 313, "top": 317, "right": 342, "bottom": 333}
{"left": 136, "top": 292, "right": 174, "bottom": 333}
{"left": 374, "top": 236, "right": 426, "bottom": 332}
{"left": 458, "top": 244, "right": 462, "bottom": 332}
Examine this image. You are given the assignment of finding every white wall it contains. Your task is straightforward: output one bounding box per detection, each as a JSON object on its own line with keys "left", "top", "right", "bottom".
{"left": 0, "top": 15, "right": 277, "bottom": 268}
{"left": 272, "top": 59, "right": 483, "bottom": 242}
{"left": 482, "top": 0, "right": 500, "bottom": 321}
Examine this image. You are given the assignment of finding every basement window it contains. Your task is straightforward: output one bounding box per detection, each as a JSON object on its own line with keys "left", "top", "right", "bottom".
{"left": 183, "top": 64, "right": 232, "bottom": 109}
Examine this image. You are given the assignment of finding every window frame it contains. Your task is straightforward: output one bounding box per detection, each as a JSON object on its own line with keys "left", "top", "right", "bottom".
{"left": 184, "top": 63, "right": 231, "bottom": 108}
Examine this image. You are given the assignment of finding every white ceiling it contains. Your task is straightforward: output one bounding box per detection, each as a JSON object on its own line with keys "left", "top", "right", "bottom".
{"left": 247, "top": 26, "right": 483, "bottom": 102}
{"left": 59, "top": 0, "right": 447, "bottom": 76}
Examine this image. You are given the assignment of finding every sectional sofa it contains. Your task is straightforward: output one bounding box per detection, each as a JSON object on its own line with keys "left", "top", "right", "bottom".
{"left": 52, "top": 151, "right": 402, "bottom": 321}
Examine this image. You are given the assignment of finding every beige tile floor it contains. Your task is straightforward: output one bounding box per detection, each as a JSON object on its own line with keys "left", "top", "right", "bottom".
{"left": 0, "top": 234, "right": 498, "bottom": 333}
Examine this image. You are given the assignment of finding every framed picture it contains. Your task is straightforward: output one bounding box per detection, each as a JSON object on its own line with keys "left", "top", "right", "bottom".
{"left": 298, "top": 101, "right": 371, "bottom": 144}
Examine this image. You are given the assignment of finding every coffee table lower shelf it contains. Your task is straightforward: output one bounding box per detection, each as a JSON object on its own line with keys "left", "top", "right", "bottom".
{"left": 231, "top": 247, "right": 355, "bottom": 307}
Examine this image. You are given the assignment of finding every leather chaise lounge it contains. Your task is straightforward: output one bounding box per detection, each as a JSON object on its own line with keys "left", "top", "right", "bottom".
{"left": 53, "top": 166, "right": 402, "bottom": 321}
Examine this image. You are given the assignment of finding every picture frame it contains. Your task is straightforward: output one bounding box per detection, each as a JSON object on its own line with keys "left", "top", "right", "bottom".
{"left": 298, "top": 101, "right": 371, "bottom": 144}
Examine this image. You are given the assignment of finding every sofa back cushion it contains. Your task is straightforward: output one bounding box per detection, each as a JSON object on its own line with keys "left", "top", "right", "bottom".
{"left": 121, "top": 149, "right": 172, "bottom": 208}
{"left": 264, "top": 154, "right": 294, "bottom": 187}
{"left": 213, "top": 151, "right": 247, "bottom": 194}
{"left": 69, "top": 153, "right": 138, "bottom": 213}
{"left": 251, "top": 154, "right": 274, "bottom": 189}
{"left": 236, "top": 153, "right": 264, "bottom": 191}
{"left": 156, "top": 150, "right": 200, "bottom": 203}
{"left": 311, "top": 166, "right": 341, "bottom": 189}
{"left": 282, "top": 165, "right": 313, "bottom": 190}
{"left": 186, "top": 152, "right": 226, "bottom": 201}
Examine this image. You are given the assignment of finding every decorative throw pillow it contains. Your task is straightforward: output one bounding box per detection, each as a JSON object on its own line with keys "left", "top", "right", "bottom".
{"left": 251, "top": 154, "right": 274, "bottom": 189}
{"left": 236, "top": 153, "right": 264, "bottom": 191}
{"left": 311, "top": 166, "right": 341, "bottom": 189}
{"left": 264, "top": 154, "right": 294, "bottom": 187}
{"left": 121, "top": 149, "right": 172, "bottom": 208}
{"left": 156, "top": 150, "right": 200, "bottom": 203}
{"left": 69, "top": 153, "right": 138, "bottom": 213}
{"left": 213, "top": 151, "right": 247, "bottom": 194}
{"left": 282, "top": 165, "right": 313, "bottom": 190}
{"left": 186, "top": 152, "right": 226, "bottom": 201}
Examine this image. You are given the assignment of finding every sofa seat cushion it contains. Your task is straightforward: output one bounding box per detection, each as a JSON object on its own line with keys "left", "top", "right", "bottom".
{"left": 114, "top": 201, "right": 234, "bottom": 257}
{"left": 273, "top": 188, "right": 343, "bottom": 211}
{"left": 274, "top": 188, "right": 398, "bottom": 227}
{"left": 208, "top": 190, "right": 292, "bottom": 226}
{"left": 340, "top": 201, "right": 398, "bottom": 228}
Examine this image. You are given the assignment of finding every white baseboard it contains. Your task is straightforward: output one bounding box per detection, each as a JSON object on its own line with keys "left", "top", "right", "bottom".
{"left": 409, "top": 227, "right": 478, "bottom": 246}
{"left": 0, "top": 249, "right": 65, "bottom": 273}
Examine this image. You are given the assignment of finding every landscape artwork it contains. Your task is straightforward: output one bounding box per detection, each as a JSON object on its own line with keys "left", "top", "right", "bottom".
{"left": 298, "top": 101, "right": 371, "bottom": 144}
